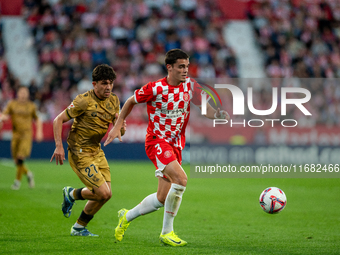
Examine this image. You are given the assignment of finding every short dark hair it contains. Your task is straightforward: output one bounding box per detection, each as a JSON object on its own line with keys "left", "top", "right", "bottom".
{"left": 165, "top": 49, "right": 189, "bottom": 66}
{"left": 92, "top": 64, "right": 116, "bottom": 82}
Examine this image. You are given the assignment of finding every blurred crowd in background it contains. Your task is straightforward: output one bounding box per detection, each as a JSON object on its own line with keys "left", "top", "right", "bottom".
{"left": 0, "top": 0, "right": 340, "bottom": 127}
{"left": 0, "top": 0, "right": 237, "bottom": 123}
{"left": 246, "top": 0, "right": 340, "bottom": 126}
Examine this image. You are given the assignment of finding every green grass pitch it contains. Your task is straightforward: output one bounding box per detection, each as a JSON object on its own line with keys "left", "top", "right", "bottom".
{"left": 0, "top": 159, "right": 339, "bottom": 254}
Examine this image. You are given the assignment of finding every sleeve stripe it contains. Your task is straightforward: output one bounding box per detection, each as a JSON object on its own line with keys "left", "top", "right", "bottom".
{"left": 133, "top": 91, "right": 139, "bottom": 104}
{"left": 65, "top": 109, "right": 72, "bottom": 119}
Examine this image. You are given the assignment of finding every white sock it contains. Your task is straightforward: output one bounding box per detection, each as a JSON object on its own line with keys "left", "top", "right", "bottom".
{"left": 73, "top": 222, "right": 85, "bottom": 229}
{"left": 69, "top": 189, "right": 75, "bottom": 200}
{"left": 12, "top": 180, "right": 21, "bottom": 190}
{"left": 162, "top": 183, "right": 186, "bottom": 235}
{"left": 126, "top": 192, "right": 163, "bottom": 222}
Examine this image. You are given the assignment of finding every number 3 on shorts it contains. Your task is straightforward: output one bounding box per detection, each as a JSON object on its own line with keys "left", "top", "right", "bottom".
{"left": 155, "top": 144, "right": 162, "bottom": 155}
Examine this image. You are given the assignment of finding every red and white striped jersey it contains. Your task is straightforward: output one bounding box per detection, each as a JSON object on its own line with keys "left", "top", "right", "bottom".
{"left": 134, "top": 77, "right": 202, "bottom": 149}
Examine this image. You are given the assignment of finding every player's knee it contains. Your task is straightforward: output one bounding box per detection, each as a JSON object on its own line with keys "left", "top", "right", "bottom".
{"left": 179, "top": 175, "right": 187, "bottom": 187}
{"left": 105, "top": 191, "right": 112, "bottom": 201}
{"left": 16, "top": 159, "right": 24, "bottom": 166}
{"left": 99, "top": 191, "right": 111, "bottom": 201}
{"left": 173, "top": 174, "right": 187, "bottom": 187}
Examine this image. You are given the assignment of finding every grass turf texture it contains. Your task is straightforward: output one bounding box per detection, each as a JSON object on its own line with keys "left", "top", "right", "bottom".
{"left": 0, "top": 159, "right": 339, "bottom": 255}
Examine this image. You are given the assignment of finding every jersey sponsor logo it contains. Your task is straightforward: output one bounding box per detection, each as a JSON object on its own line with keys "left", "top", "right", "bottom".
{"left": 164, "top": 150, "right": 172, "bottom": 159}
{"left": 183, "top": 92, "right": 190, "bottom": 102}
{"left": 68, "top": 102, "right": 74, "bottom": 109}
{"left": 161, "top": 108, "right": 185, "bottom": 118}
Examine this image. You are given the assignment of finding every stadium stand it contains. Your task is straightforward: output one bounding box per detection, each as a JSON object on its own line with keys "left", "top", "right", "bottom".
{"left": 246, "top": 0, "right": 340, "bottom": 126}
{"left": 7, "top": 0, "right": 238, "bottom": 124}
{"left": 248, "top": 0, "right": 340, "bottom": 79}
{"left": 1, "top": 0, "right": 340, "bottom": 144}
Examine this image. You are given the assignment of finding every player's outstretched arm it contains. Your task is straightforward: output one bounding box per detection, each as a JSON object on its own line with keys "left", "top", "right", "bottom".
{"left": 104, "top": 96, "right": 137, "bottom": 146}
{"left": 203, "top": 103, "right": 230, "bottom": 120}
{"left": 119, "top": 118, "right": 127, "bottom": 137}
{"left": 112, "top": 113, "right": 127, "bottom": 137}
{"left": 50, "top": 111, "right": 70, "bottom": 165}
{"left": 35, "top": 117, "right": 43, "bottom": 142}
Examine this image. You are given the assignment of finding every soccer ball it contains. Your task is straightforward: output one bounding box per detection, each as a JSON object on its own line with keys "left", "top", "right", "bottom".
{"left": 259, "top": 187, "right": 287, "bottom": 214}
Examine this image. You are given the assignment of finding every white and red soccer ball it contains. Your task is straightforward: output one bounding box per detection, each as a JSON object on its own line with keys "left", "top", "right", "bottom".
{"left": 259, "top": 187, "right": 287, "bottom": 214}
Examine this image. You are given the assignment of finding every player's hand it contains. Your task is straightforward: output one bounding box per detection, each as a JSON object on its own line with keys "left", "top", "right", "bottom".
{"left": 104, "top": 125, "right": 122, "bottom": 146}
{"left": 215, "top": 108, "right": 230, "bottom": 121}
{"left": 50, "top": 145, "right": 65, "bottom": 165}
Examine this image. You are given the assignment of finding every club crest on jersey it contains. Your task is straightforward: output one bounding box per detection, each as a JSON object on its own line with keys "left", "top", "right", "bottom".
{"left": 164, "top": 150, "right": 172, "bottom": 159}
{"left": 183, "top": 92, "right": 190, "bottom": 102}
{"left": 106, "top": 102, "right": 113, "bottom": 110}
{"left": 68, "top": 102, "right": 74, "bottom": 109}
{"left": 139, "top": 87, "right": 144, "bottom": 95}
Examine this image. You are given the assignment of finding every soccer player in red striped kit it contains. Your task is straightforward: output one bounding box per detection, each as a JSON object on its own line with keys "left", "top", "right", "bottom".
{"left": 104, "top": 49, "right": 229, "bottom": 246}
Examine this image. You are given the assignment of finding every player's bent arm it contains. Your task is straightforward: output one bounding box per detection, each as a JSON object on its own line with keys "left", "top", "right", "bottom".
{"left": 113, "top": 113, "right": 127, "bottom": 137}
{"left": 117, "top": 96, "right": 137, "bottom": 126}
{"left": 53, "top": 111, "right": 70, "bottom": 147}
{"left": 104, "top": 96, "right": 137, "bottom": 145}
{"left": 50, "top": 111, "right": 70, "bottom": 165}
{"left": 120, "top": 119, "right": 127, "bottom": 136}
{"left": 201, "top": 103, "right": 230, "bottom": 120}
{"left": 35, "top": 117, "right": 43, "bottom": 142}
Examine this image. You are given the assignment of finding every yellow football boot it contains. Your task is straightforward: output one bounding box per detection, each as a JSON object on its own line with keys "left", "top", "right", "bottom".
{"left": 115, "top": 209, "right": 130, "bottom": 241}
{"left": 159, "top": 231, "right": 187, "bottom": 246}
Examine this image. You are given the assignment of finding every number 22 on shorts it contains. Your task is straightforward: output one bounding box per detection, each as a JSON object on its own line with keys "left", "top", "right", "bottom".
{"left": 155, "top": 144, "right": 162, "bottom": 155}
